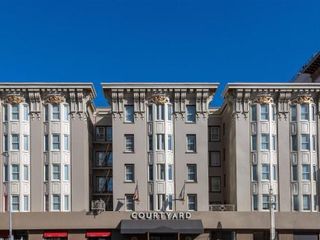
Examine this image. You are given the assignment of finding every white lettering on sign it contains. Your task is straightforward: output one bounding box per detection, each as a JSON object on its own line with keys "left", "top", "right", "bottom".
{"left": 130, "top": 212, "right": 192, "bottom": 220}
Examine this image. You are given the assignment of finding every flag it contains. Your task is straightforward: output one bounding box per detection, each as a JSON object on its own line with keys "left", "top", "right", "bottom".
{"left": 179, "top": 182, "right": 185, "bottom": 201}
{"left": 133, "top": 182, "right": 139, "bottom": 201}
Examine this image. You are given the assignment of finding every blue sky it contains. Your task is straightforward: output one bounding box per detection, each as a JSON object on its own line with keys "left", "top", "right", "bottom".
{"left": 0, "top": 0, "right": 319, "bottom": 106}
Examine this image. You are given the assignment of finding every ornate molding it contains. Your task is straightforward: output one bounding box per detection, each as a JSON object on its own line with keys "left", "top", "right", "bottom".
{"left": 291, "top": 95, "right": 314, "bottom": 104}
{"left": 253, "top": 95, "right": 273, "bottom": 104}
{"left": 45, "top": 94, "right": 65, "bottom": 104}
{"left": 6, "top": 95, "right": 25, "bottom": 104}
{"left": 150, "top": 94, "right": 169, "bottom": 105}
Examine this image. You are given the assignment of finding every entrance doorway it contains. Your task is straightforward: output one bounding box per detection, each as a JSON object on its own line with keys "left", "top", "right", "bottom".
{"left": 150, "top": 234, "right": 177, "bottom": 240}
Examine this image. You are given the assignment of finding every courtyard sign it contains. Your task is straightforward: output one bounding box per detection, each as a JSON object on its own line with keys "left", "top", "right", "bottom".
{"left": 130, "top": 211, "right": 192, "bottom": 220}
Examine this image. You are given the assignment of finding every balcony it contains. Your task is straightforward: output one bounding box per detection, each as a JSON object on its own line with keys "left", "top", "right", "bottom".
{"left": 209, "top": 204, "right": 235, "bottom": 211}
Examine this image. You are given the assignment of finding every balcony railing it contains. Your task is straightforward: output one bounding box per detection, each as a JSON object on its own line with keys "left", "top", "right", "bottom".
{"left": 209, "top": 204, "right": 235, "bottom": 211}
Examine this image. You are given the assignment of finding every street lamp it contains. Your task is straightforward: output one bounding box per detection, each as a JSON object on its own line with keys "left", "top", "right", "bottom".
{"left": 4, "top": 152, "right": 13, "bottom": 240}
{"left": 269, "top": 187, "right": 276, "bottom": 240}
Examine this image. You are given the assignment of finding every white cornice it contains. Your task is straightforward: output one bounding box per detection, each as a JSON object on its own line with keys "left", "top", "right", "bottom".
{"left": 101, "top": 82, "right": 219, "bottom": 89}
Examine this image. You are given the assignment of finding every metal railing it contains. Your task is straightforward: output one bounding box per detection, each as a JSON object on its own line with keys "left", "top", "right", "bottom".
{"left": 209, "top": 204, "right": 235, "bottom": 211}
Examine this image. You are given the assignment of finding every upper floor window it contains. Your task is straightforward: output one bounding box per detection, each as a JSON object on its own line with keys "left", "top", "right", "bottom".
{"left": 168, "top": 194, "right": 173, "bottom": 210}
{"left": 64, "top": 165, "right": 69, "bottom": 181}
{"left": 168, "top": 104, "right": 173, "bottom": 121}
{"left": 52, "top": 104, "right": 60, "bottom": 120}
{"left": 301, "top": 104, "right": 309, "bottom": 120}
{"left": 125, "top": 194, "right": 134, "bottom": 211}
{"left": 23, "top": 195, "right": 29, "bottom": 212}
{"left": 252, "top": 165, "right": 258, "bottom": 181}
{"left": 209, "top": 151, "right": 221, "bottom": 167}
{"left": 252, "top": 195, "right": 258, "bottom": 211}
{"left": 95, "top": 151, "right": 112, "bottom": 167}
{"left": 186, "top": 134, "right": 196, "bottom": 152}
{"left": 303, "top": 195, "right": 311, "bottom": 210}
{"left": 187, "top": 164, "right": 197, "bottom": 182}
{"left": 148, "top": 105, "right": 153, "bottom": 121}
{"left": 262, "top": 194, "right": 270, "bottom": 210}
{"left": 63, "top": 135, "right": 69, "bottom": 151}
{"left": 148, "top": 135, "right": 153, "bottom": 151}
{"left": 272, "top": 105, "right": 276, "bottom": 121}
{"left": 209, "top": 126, "right": 220, "bottom": 142}
{"left": 261, "top": 164, "right": 270, "bottom": 180}
{"left": 11, "top": 195, "right": 20, "bottom": 211}
{"left": 23, "top": 104, "right": 29, "bottom": 121}
{"left": 52, "top": 134, "right": 60, "bottom": 150}
{"left": 124, "top": 134, "right": 134, "bottom": 152}
{"left": 3, "top": 135, "right": 8, "bottom": 152}
{"left": 293, "top": 195, "right": 299, "bottom": 211}
{"left": 291, "top": 105, "right": 297, "bottom": 122}
{"left": 272, "top": 135, "right": 277, "bottom": 151}
{"left": 312, "top": 105, "right": 316, "bottom": 121}
{"left": 124, "top": 105, "right": 134, "bottom": 123}
{"left": 52, "top": 194, "right": 61, "bottom": 211}
{"left": 156, "top": 134, "right": 165, "bottom": 150}
{"left": 148, "top": 165, "right": 153, "bottom": 181}
{"left": 302, "top": 164, "right": 311, "bottom": 180}
{"left": 11, "top": 105, "right": 19, "bottom": 120}
{"left": 11, "top": 134, "right": 20, "bottom": 150}
{"left": 64, "top": 195, "right": 69, "bottom": 211}
{"left": 168, "top": 164, "right": 173, "bottom": 180}
{"left": 187, "top": 194, "right": 197, "bottom": 211}
{"left": 251, "top": 105, "right": 257, "bottom": 122}
{"left": 125, "top": 164, "right": 134, "bottom": 182}
{"left": 63, "top": 104, "right": 69, "bottom": 121}
{"left": 168, "top": 135, "right": 173, "bottom": 151}
{"left": 291, "top": 135, "right": 298, "bottom": 151}
{"left": 260, "top": 104, "right": 269, "bottom": 120}
{"left": 312, "top": 135, "right": 316, "bottom": 151}
{"left": 210, "top": 176, "right": 221, "bottom": 192}
{"left": 23, "top": 135, "right": 29, "bottom": 151}
{"left": 44, "top": 135, "right": 49, "bottom": 152}
{"left": 11, "top": 164, "right": 20, "bottom": 181}
{"left": 44, "top": 105, "right": 49, "bottom": 122}
{"left": 261, "top": 134, "right": 270, "bottom": 150}
{"left": 292, "top": 165, "right": 298, "bottom": 181}
{"left": 301, "top": 134, "right": 310, "bottom": 150}
{"left": 3, "top": 105, "right": 8, "bottom": 122}
{"left": 95, "top": 126, "right": 112, "bottom": 142}
{"left": 157, "top": 164, "right": 165, "bottom": 180}
{"left": 156, "top": 105, "right": 164, "bottom": 120}
{"left": 186, "top": 105, "right": 196, "bottom": 123}
{"left": 251, "top": 135, "right": 257, "bottom": 151}
{"left": 52, "top": 164, "right": 61, "bottom": 180}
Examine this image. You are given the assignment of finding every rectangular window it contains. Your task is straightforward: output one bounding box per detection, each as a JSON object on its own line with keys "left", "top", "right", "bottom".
{"left": 125, "top": 194, "right": 134, "bottom": 211}
{"left": 303, "top": 195, "right": 311, "bottom": 210}
{"left": 251, "top": 105, "right": 257, "bottom": 121}
{"left": 293, "top": 195, "right": 299, "bottom": 211}
{"left": 11, "top": 164, "right": 19, "bottom": 181}
{"left": 187, "top": 164, "right": 197, "bottom": 182}
{"left": 272, "top": 105, "right": 276, "bottom": 121}
{"left": 149, "top": 194, "right": 154, "bottom": 211}
{"left": 312, "top": 105, "right": 316, "bottom": 121}
{"left": 148, "top": 105, "right": 153, "bottom": 121}
{"left": 125, "top": 164, "right": 134, "bottom": 182}
{"left": 52, "top": 104, "right": 60, "bottom": 120}
{"left": 313, "top": 165, "right": 317, "bottom": 181}
{"left": 3, "top": 164, "right": 8, "bottom": 182}
{"left": 156, "top": 105, "right": 164, "bottom": 120}
{"left": 262, "top": 194, "right": 270, "bottom": 210}
{"left": 261, "top": 164, "right": 270, "bottom": 180}
{"left": 186, "top": 134, "right": 196, "bottom": 152}
{"left": 301, "top": 104, "right": 309, "bottom": 120}
{"left": 209, "top": 126, "right": 220, "bottom": 142}
{"left": 187, "top": 194, "right": 197, "bottom": 211}
{"left": 11, "top": 105, "right": 19, "bottom": 120}
{"left": 209, "top": 151, "right": 221, "bottom": 167}
{"left": 64, "top": 165, "right": 69, "bottom": 181}
{"left": 168, "top": 164, "right": 173, "bottom": 180}
{"left": 314, "top": 195, "right": 317, "bottom": 211}
{"left": 272, "top": 135, "right": 276, "bottom": 151}
{"left": 64, "top": 195, "right": 69, "bottom": 211}
{"left": 23, "top": 104, "right": 29, "bottom": 121}
{"left": 167, "top": 104, "right": 173, "bottom": 121}
{"left": 23, "top": 165, "right": 29, "bottom": 181}
{"left": 148, "top": 165, "right": 153, "bottom": 181}
{"left": 301, "top": 134, "right": 310, "bottom": 150}
{"left": 291, "top": 105, "right": 297, "bottom": 121}
{"left": 95, "top": 151, "right": 112, "bottom": 167}
{"left": 210, "top": 176, "right": 221, "bottom": 192}
{"left": 273, "top": 165, "right": 277, "bottom": 181}
{"left": 168, "top": 134, "right": 173, "bottom": 151}
{"left": 63, "top": 104, "right": 69, "bottom": 121}
{"left": 23, "top": 135, "right": 29, "bottom": 151}
{"left": 95, "top": 176, "right": 107, "bottom": 192}
{"left": 95, "top": 127, "right": 105, "bottom": 141}
{"left": 52, "top": 194, "right": 61, "bottom": 211}
{"left": 291, "top": 135, "right": 298, "bottom": 151}
{"left": 64, "top": 135, "right": 69, "bottom": 151}
{"left": 23, "top": 195, "right": 29, "bottom": 211}
{"left": 260, "top": 104, "right": 269, "bottom": 120}
{"left": 124, "top": 134, "right": 134, "bottom": 152}
{"left": 44, "top": 135, "right": 49, "bottom": 151}
{"left": 106, "top": 126, "right": 112, "bottom": 142}
{"left": 11, "top": 134, "right": 20, "bottom": 150}
{"left": 148, "top": 135, "right": 153, "bottom": 151}
{"left": 45, "top": 195, "right": 49, "bottom": 212}
{"left": 252, "top": 165, "right": 258, "bottom": 181}
{"left": 253, "top": 195, "right": 258, "bottom": 210}
{"left": 44, "top": 105, "right": 49, "bottom": 122}
{"left": 52, "top": 164, "right": 61, "bottom": 180}
{"left": 157, "top": 194, "right": 165, "bottom": 211}
{"left": 302, "top": 164, "right": 311, "bottom": 180}
{"left": 44, "top": 164, "right": 49, "bottom": 181}
{"left": 52, "top": 134, "right": 60, "bottom": 150}
{"left": 11, "top": 195, "right": 19, "bottom": 211}
{"left": 157, "top": 164, "right": 165, "bottom": 180}
{"left": 292, "top": 165, "right": 298, "bottom": 181}
{"left": 168, "top": 194, "right": 173, "bottom": 210}
{"left": 156, "top": 134, "right": 165, "bottom": 150}
{"left": 3, "top": 105, "right": 8, "bottom": 122}
{"left": 261, "top": 134, "right": 270, "bottom": 150}
{"left": 313, "top": 135, "right": 316, "bottom": 151}
{"left": 186, "top": 105, "right": 196, "bottom": 122}
{"left": 3, "top": 135, "right": 8, "bottom": 152}
{"left": 124, "top": 105, "right": 134, "bottom": 123}
{"left": 251, "top": 135, "right": 257, "bottom": 151}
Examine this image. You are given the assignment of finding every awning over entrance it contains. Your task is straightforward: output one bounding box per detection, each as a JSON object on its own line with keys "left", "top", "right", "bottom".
{"left": 43, "top": 231, "right": 68, "bottom": 238}
{"left": 120, "top": 220, "right": 203, "bottom": 234}
{"left": 86, "top": 231, "right": 112, "bottom": 238}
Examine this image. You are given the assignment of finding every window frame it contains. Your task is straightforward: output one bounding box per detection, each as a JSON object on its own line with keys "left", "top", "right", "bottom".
{"left": 124, "top": 134, "right": 134, "bottom": 153}
{"left": 187, "top": 164, "right": 197, "bottom": 182}
{"left": 125, "top": 164, "right": 135, "bottom": 182}
{"left": 186, "top": 105, "right": 196, "bottom": 123}
{"left": 209, "top": 126, "right": 220, "bottom": 142}
{"left": 187, "top": 194, "right": 197, "bottom": 211}
{"left": 124, "top": 105, "right": 134, "bottom": 123}
{"left": 186, "top": 134, "right": 197, "bottom": 152}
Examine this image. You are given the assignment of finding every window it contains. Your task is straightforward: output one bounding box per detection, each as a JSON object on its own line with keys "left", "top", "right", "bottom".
{"left": 3, "top": 105, "right": 8, "bottom": 122}
{"left": 253, "top": 195, "right": 258, "bottom": 210}
{"left": 11, "top": 105, "right": 19, "bottom": 120}
{"left": 64, "top": 195, "right": 69, "bottom": 211}
{"left": 63, "top": 104, "right": 69, "bottom": 121}
{"left": 148, "top": 165, "right": 153, "bottom": 181}
{"left": 23, "top": 104, "right": 29, "bottom": 121}
{"left": 209, "top": 126, "right": 220, "bottom": 141}
{"left": 64, "top": 135, "right": 69, "bottom": 151}
{"left": 168, "top": 194, "right": 173, "bottom": 210}
{"left": 313, "top": 165, "right": 317, "bottom": 181}
{"left": 272, "top": 105, "right": 276, "bottom": 121}
{"left": 124, "top": 105, "right": 134, "bottom": 123}
{"left": 262, "top": 194, "right": 270, "bottom": 210}
{"left": 293, "top": 195, "right": 299, "bottom": 211}
{"left": 272, "top": 135, "right": 276, "bottom": 151}
{"left": 168, "top": 104, "right": 173, "bottom": 121}
{"left": 168, "top": 134, "right": 173, "bottom": 151}
{"left": 168, "top": 164, "right": 173, "bottom": 180}
{"left": 187, "top": 164, "right": 197, "bottom": 182}
{"left": 156, "top": 104, "right": 164, "bottom": 120}
{"left": 312, "top": 135, "right": 316, "bottom": 151}
{"left": 314, "top": 195, "right": 317, "bottom": 211}
{"left": 251, "top": 135, "right": 257, "bottom": 151}
{"left": 291, "top": 135, "right": 298, "bottom": 151}
{"left": 23, "top": 135, "right": 29, "bottom": 151}
{"left": 157, "top": 194, "right": 165, "bottom": 211}
{"left": 95, "top": 151, "right": 112, "bottom": 167}
{"left": 125, "top": 164, "right": 134, "bottom": 182}
{"left": 52, "top": 194, "right": 61, "bottom": 211}
{"left": 124, "top": 134, "right": 134, "bottom": 152}
{"left": 149, "top": 195, "right": 154, "bottom": 211}
{"left": 251, "top": 105, "right": 257, "bottom": 121}
{"left": 260, "top": 104, "right": 269, "bottom": 120}
{"left": 44, "top": 135, "right": 49, "bottom": 151}
{"left": 44, "top": 105, "right": 49, "bottom": 121}
{"left": 125, "top": 194, "right": 134, "bottom": 211}
{"left": 148, "top": 135, "right": 153, "bottom": 151}
{"left": 106, "top": 126, "right": 112, "bottom": 142}
{"left": 52, "top": 104, "right": 60, "bottom": 120}
{"left": 157, "top": 164, "right": 165, "bottom": 180}
{"left": 45, "top": 195, "right": 49, "bottom": 212}
{"left": 23, "top": 165, "right": 29, "bottom": 181}
{"left": 252, "top": 165, "right": 258, "bottom": 181}
{"left": 210, "top": 176, "right": 221, "bottom": 192}
{"left": 44, "top": 164, "right": 49, "bottom": 181}
{"left": 303, "top": 195, "right": 311, "bottom": 210}
{"left": 64, "top": 165, "right": 69, "bottom": 181}
{"left": 292, "top": 165, "right": 298, "bottom": 181}
{"left": 52, "top": 164, "right": 61, "bottom": 180}
{"left": 261, "top": 164, "right": 270, "bottom": 180}
{"left": 3, "top": 164, "right": 8, "bottom": 182}
{"left": 301, "top": 104, "right": 309, "bottom": 120}
{"left": 210, "top": 151, "right": 221, "bottom": 167}
{"left": 186, "top": 105, "right": 196, "bottom": 122}
{"left": 148, "top": 105, "right": 153, "bottom": 121}
{"left": 302, "top": 164, "right": 311, "bottom": 180}
{"left": 312, "top": 105, "right": 316, "bottom": 121}
{"left": 52, "top": 134, "right": 60, "bottom": 150}
{"left": 11, "top": 164, "right": 19, "bottom": 181}
{"left": 3, "top": 135, "right": 8, "bottom": 152}
{"left": 187, "top": 194, "right": 197, "bottom": 211}
{"left": 291, "top": 105, "right": 297, "bottom": 121}
{"left": 95, "top": 127, "right": 105, "bottom": 141}
{"left": 273, "top": 165, "right": 277, "bottom": 181}
{"left": 23, "top": 195, "right": 29, "bottom": 211}
{"left": 301, "top": 134, "right": 310, "bottom": 150}
{"left": 11, "top": 134, "right": 20, "bottom": 150}
{"left": 261, "top": 134, "right": 270, "bottom": 150}
{"left": 156, "top": 134, "right": 165, "bottom": 150}
{"left": 186, "top": 134, "right": 196, "bottom": 152}
{"left": 11, "top": 195, "right": 19, "bottom": 211}
{"left": 95, "top": 176, "right": 107, "bottom": 192}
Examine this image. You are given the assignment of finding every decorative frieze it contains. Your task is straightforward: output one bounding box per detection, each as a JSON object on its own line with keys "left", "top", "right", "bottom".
{"left": 6, "top": 95, "right": 25, "bottom": 104}
{"left": 291, "top": 95, "right": 314, "bottom": 104}
{"left": 253, "top": 95, "right": 274, "bottom": 104}
{"left": 45, "top": 94, "right": 65, "bottom": 104}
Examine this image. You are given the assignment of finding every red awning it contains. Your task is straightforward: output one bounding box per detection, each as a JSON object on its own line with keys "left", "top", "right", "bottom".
{"left": 43, "top": 232, "right": 68, "bottom": 238}
{"left": 86, "top": 231, "right": 112, "bottom": 238}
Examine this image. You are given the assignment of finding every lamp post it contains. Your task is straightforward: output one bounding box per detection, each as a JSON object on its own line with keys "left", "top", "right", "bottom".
{"left": 4, "top": 152, "right": 13, "bottom": 240}
{"left": 269, "top": 187, "right": 276, "bottom": 240}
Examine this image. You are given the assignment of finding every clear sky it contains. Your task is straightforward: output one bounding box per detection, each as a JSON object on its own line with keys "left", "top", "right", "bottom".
{"left": 0, "top": 0, "right": 319, "bottom": 106}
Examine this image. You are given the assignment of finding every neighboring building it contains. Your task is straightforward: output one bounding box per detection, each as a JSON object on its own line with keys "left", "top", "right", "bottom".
{"left": 294, "top": 52, "right": 320, "bottom": 83}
